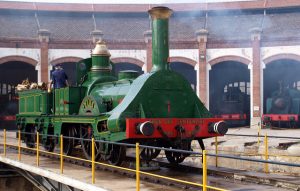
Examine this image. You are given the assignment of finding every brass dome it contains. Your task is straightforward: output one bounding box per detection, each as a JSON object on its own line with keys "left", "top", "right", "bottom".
{"left": 92, "top": 40, "right": 111, "bottom": 56}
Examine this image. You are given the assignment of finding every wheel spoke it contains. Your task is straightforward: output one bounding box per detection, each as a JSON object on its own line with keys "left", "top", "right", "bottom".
{"left": 63, "top": 127, "right": 74, "bottom": 155}
{"left": 25, "top": 128, "right": 36, "bottom": 148}
{"left": 165, "top": 141, "right": 191, "bottom": 164}
{"left": 80, "top": 126, "right": 101, "bottom": 160}
{"left": 107, "top": 145, "right": 126, "bottom": 166}
{"left": 140, "top": 141, "right": 161, "bottom": 161}
{"left": 43, "top": 138, "right": 55, "bottom": 152}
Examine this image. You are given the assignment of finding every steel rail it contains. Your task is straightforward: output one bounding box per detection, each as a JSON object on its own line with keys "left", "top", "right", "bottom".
{"left": 226, "top": 133, "right": 300, "bottom": 140}
{"left": 206, "top": 153, "right": 300, "bottom": 167}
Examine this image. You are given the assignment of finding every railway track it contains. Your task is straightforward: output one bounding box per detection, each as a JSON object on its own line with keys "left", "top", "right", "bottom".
{"left": 3, "top": 144, "right": 204, "bottom": 191}
{"left": 155, "top": 156, "right": 300, "bottom": 191}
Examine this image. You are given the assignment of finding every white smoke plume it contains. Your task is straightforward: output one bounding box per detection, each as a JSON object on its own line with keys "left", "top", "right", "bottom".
{"left": 1, "top": 0, "right": 259, "bottom": 4}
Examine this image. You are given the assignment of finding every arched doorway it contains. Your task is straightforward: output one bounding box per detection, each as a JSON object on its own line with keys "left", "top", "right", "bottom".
{"left": 0, "top": 61, "right": 37, "bottom": 129}
{"left": 51, "top": 57, "right": 83, "bottom": 86}
{"left": 170, "top": 62, "right": 196, "bottom": 91}
{"left": 54, "top": 62, "right": 77, "bottom": 86}
{"left": 209, "top": 61, "right": 250, "bottom": 127}
{"left": 263, "top": 59, "right": 300, "bottom": 128}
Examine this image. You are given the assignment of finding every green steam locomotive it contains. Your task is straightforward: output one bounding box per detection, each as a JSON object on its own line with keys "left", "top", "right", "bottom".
{"left": 263, "top": 82, "right": 300, "bottom": 128}
{"left": 16, "top": 7, "right": 227, "bottom": 165}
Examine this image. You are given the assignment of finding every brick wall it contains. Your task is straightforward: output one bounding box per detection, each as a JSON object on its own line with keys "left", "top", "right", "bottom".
{"left": 251, "top": 32, "right": 262, "bottom": 118}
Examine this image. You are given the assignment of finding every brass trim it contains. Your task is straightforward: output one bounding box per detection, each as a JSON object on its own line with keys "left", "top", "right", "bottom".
{"left": 92, "top": 41, "right": 111, "bottom": 56}
{"left": 148, "top": 6, "right": 173, "bottom": 20}
{"left": 91, "top": 68, "right": 111, "bottom": 72}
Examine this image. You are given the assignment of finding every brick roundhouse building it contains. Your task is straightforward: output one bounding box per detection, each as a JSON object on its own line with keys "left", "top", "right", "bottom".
{"left": 1, "top": 0, "right": 300, "bottom": 128}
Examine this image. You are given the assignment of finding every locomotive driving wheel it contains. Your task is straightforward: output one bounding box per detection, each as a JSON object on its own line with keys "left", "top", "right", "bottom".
{"left": 289, "top": 121, "right": 297, "bottom": 129}
{"left": 63, "top": 126, "right": 75, "bottom": 155}
{"left": 43, "top": 138, "right": 55, "bottom": 152}
{"left": 165, "top": 140, "right": 191, "bottom": 164}
{"left": 165, "top": 150, "right": 186, "bottom": 164}
{"left": 106, "top": 144, "right": 126, "bottom": 166}
{"left": 80, "top": 125, "right": 101, "bottom": 160}
{"left": 140, "top": 140, "right": 161, "bottom": 161}
{"left": 43, "top": 126, "right": 55, "bottom": 152}
{"left": 25, "top": 126, "right": 36, "bottom": 148}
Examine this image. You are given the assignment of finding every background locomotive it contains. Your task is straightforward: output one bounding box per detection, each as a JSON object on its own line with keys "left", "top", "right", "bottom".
{"left": 16, "top": 6, "right": 227, "bottom": 165}
{"left": 0, "top": 83, "right": 17, "bottom": 130}
{"left": 212, "top": 83, "right": 250, "bottom": 127}
{"left": 263, "top": 81, "right": 300, "bottom": 128}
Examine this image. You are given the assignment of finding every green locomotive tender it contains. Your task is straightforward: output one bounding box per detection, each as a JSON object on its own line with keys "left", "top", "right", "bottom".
{"left": 17, "top": 7, "right": 227, "bottom": 165}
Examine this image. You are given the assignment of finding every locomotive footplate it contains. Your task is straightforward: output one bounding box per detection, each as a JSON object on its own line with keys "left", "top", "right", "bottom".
{"left": 126, "top": 118, "right": 227, "bottom": 139}
{"left": 215, "top": 113, "right": 247, "bottom": 120}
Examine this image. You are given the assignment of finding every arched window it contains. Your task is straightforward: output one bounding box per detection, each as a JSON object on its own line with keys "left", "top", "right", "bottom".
{"left": 224, "top": 82, "right": 250, "bottom": 95}
{"left": 0, "top": 83, "right": 17, "bottom": 101}
{"left": 293, "top": 81, "right": 300, "bottom": 90}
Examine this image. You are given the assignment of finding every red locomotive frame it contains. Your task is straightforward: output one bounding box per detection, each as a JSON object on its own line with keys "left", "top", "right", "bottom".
{"left": 215, "top": 113, "right": 247, "bottom": 121}
{"left": 126, "top": 118, "right": 222, "bottom": 139}
{"left": 262, "top": 114, "right": 299, "bottom": 122}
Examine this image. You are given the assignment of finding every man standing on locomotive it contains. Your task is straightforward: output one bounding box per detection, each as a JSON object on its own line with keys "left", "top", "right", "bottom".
{"left": 48, "top": 63, "right": 69, "bottom": 91}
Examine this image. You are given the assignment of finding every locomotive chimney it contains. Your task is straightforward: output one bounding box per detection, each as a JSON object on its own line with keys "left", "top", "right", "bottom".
{"left": 91, "top": 40, "right": 111, "bottom": 80}
{"left": 148, "top": 6, "right": 173, "bottom": 72}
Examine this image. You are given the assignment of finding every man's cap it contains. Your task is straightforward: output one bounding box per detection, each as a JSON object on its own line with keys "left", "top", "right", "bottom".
{"left": 54, "top": 63, "right": 62, "bottom": 67}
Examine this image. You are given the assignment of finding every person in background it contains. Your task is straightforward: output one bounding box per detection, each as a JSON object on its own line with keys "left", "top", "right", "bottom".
{"left": 48, "top": 64, "right": 69, "bottom": 92}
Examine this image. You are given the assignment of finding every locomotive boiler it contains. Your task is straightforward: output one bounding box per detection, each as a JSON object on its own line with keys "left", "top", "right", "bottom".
{"left": 263, "top": 82, "right": 300, "bottom": 128}
{"left": 16, "top": 6, "right": 228, "bottom": 165}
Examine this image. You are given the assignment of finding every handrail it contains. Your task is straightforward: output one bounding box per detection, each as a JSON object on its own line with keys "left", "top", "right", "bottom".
{"left": 5, "top": 130, "right": 300, "bottom": 167}
{"left": 17, "top": 131, "right": 300, "bottom": 141}
{"left": 136, "top": 143, "right": 140, "bottom": 191}
{"left": 2, "top": 129, "right": 228, "bottom": 191}
{"left": 36, "top": 132, "right": 39, "bottom": 166}
{"left": 60, "top": 135, "right": 63, "bottom": 174}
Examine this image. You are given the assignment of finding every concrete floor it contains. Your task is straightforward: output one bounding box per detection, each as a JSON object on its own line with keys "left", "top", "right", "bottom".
{"left": 185, "top": 127, "right": 300, "bottom": 176}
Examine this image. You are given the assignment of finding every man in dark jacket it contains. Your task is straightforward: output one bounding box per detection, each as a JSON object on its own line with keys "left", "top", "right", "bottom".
{"left": 49, "top": 64, "right": 69, "bottom": 90}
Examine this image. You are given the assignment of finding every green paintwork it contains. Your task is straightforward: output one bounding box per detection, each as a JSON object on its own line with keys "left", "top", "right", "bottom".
{"left": 90, "top": 56, "right": 111, "bottom": 81}
{"left": 78, "top": 80, "right": 132, "bottom": 117}
{"left": 18, "top": 90, "right": 52, "bottom": 115}
{"left": 81, "top": 55, "right": 117, "bottom": 96}
{"left": 54, "top": 87, "right": 85, "bottom": 115}
{"left": 151, "top": 18, "right": 169, "bottom": 72}
{"left": 118, "top": 70, "right": 139, "bottom": 80}
{"left": 106, "top": 70, "right": 210, "bottom": 137}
